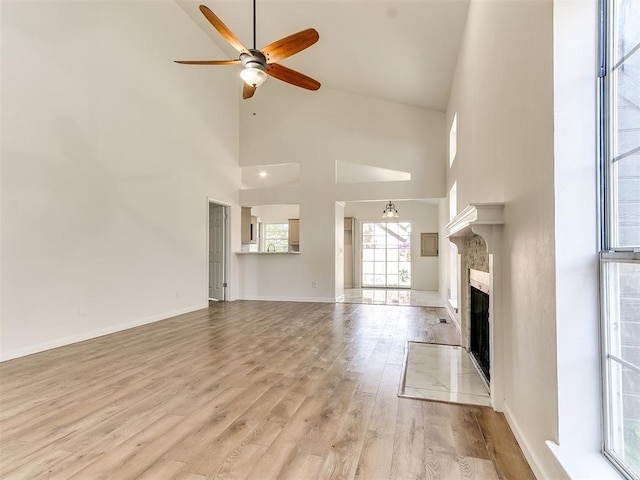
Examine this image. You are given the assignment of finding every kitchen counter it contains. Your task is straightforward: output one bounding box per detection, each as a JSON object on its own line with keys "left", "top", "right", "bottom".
{"left": 235, "top": 251, "right": 301, "bottom": 255}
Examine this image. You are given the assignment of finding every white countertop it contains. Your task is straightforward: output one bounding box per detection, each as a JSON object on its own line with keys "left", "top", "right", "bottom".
{"left": 235, "top": 251, "right": 301, "bottom": 255}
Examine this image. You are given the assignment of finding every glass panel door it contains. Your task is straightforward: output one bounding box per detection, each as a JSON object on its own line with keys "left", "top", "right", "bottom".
{"left": 362, "top": 221, "right": 411, "bottom": 288}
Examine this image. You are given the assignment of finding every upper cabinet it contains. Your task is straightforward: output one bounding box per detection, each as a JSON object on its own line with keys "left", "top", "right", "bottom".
{"left": 241, "top": 207, "right": 258, "bottom": 244}
{"left": 288, "top": 218, "right": 300, "bottom": 248}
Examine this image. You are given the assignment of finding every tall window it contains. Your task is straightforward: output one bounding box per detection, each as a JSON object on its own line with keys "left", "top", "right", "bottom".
{"left": 600, "top": 1, "right": 640, "bottom": 478}
{"left": 361, "top": 221, "right": 412, "bottom": 288}
{"left": 449, "top": 113, "right": 458, "bottom": 167}
{"left": 449, "top": 182, "right": 459, "bottom": 309}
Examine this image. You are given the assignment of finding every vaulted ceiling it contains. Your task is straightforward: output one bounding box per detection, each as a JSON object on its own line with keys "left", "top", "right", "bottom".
{"left": 176, "top": 0, "right": 470, "bottom": 111}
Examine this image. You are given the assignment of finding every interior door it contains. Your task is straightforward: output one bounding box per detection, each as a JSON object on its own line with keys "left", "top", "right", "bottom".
{"left": 344, "top": 218, "right": 354, "bottom": 288}
{"left": 209, "top": 204, "right": 225, "bottom": 300}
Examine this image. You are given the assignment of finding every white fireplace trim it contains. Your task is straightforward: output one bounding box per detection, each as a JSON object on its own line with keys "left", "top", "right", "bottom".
{"left": 446, "top": 203, "right": 504, "bottom": 250}
{"left": 470, "top": 269, "right": 491, "bottom": 294}
{"left": 446, "top": 203, "right": 505, "bottom": 411}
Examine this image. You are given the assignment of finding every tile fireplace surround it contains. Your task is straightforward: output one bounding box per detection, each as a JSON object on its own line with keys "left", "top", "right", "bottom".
{"left": 446, "top": 203, "right": 504, "bottom": 411}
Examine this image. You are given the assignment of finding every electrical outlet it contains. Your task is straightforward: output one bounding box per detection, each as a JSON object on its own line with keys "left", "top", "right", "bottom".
{"left": 311, "top": 281, "right": 317, "bottom": 288}
{"left": 175, "top": 291, "right": 181, "bottom": 298}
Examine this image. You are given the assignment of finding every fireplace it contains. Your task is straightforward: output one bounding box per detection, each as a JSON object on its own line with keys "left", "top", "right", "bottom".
{"left": 446, "top": 203, "right": 504, "bottom": 410}
{"left": 470, "top": 286, "right": 490, "bottom": 381}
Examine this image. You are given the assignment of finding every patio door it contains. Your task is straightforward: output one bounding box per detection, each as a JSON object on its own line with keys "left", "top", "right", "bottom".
{"left": 361, "top": 221, "right": 412, "bottom": 288}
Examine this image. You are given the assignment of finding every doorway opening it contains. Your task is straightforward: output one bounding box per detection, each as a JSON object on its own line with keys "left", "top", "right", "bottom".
{"left": 208, "top": 201, "right": 229, "bottom": 301}
{"left": 361, "top": 221, "right": 412, "bottom": 288}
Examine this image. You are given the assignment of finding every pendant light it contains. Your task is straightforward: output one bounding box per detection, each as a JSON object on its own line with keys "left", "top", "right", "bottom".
{"left": 382, "top": 201, "right": 399, "bottom": 218}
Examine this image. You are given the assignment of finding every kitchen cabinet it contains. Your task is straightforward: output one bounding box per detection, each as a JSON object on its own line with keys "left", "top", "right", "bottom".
{"left": 288, "top": 218, "right": 299, "bottom": 247}
{"left": 241, "top": 207, "right": 258, "bottom": 244}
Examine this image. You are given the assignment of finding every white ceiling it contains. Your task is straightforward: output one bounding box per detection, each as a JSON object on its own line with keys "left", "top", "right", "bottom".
{"left": 175, "top": 0, "right": 470, "bottom": 111}
{"left": 242, "top": 163, "right": 301, "bottom": 189}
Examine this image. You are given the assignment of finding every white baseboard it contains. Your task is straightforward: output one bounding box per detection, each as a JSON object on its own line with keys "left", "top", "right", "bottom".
{"left": 335, "top": 294, "right": 346, "bottom": 302}
{"left": 0, "top": 303, "right": 208, "bottom": 362}
{"left": 238, "top": 295, "right": 336, "bottom": 303}
{"left": 502, "top": 401, "right": 547, "bottom": 480}
{"left": 445, "top": 303, "right": 461, "bottom": 335}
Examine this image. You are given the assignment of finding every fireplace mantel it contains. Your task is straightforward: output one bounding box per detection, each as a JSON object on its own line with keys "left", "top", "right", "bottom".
{"left": 445, "top": 202, "right": 505, "bottom": 411}
{"left": 446, "top": 203, "right": 504, "bottom": 253}
{"left": 447, "top": 203, "right": 505, "bottom": 238}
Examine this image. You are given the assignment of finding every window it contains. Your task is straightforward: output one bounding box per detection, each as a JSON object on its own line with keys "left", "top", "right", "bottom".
{"left": 449, "top": 182, "right": 459, "bottom": 309}
{"left": 449, "top": 181, "right": 457, "bottom": 221}
{"left": 263, "top": 223, "right": 289, "bottom": 252}
{"left": 361, "top": 221, "right": 412, "bottom": 288}
{"left": 599, "top": 1, "right": 640, "bottom": 478}
{"left": 449, "top": 113, "right": 458, "bottom": 167}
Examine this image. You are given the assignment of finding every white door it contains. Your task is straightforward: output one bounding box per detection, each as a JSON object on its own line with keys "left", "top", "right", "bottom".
{"left": 209, "top": 204, "right": 226, "bottom": 300}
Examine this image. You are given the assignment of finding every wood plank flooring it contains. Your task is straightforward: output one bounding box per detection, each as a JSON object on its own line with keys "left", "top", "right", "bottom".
{"left": 0, "top": 301, "right": 535, "bottom": 479}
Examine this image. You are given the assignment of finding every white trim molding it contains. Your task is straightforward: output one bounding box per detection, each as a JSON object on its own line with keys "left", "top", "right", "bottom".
{"left": 238, "top": 296, "right": 337, "bottom": 303}
{"left": 547, "top": 441, "right": 625, "bottom": 480}
{"left": 446, "top": 203, "right": 505, "bottom": 248}
{"left": 0, "top": 304, "right": 208, "bottom": 362}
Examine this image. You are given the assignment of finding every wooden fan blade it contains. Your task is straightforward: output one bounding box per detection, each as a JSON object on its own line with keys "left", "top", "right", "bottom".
{"left": 262, "top": 29, "right": 319, "bottom": 63}
{"left": 199, "top": 5, "right": 248, "bottom": 54}
{"left": 243, "top": 83, "right": 256, "bottom": 99}
{"left": 174, "top": 60, "right": 240, "bottom": 65}
{"left": 265, "top": 63, "right": 320, "bottom": 91}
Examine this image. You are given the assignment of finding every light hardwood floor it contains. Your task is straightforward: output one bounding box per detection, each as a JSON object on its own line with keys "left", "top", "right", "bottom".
{"left": 0, "top": 301, "right": 535, "bottom": 479}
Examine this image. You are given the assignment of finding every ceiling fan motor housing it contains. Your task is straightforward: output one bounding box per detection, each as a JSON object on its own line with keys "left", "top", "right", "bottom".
{"left": 240, "top": 50, "right": 267, "bottom": 71}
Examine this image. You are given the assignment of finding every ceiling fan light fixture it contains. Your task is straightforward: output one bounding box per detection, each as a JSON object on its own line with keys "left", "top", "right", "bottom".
{"left": 176, "top": 5, "right": 320, "bottom": 99}
{"left": 382, "top": 201, "right": 399, "bottom": 218}
{"left": 240, "top": 66, "right": 268, "bottom": 87}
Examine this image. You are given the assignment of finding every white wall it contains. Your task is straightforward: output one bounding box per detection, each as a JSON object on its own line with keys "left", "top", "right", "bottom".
{"left": 445, "top": 1, "right": 564, "bottom": 478}
{"left": 0, "top": 0, "right": 241, "bottom": 360}
{"left": 344, "top": 201, "right": 441, "bottom": 291}
{"left": 251, "top": 204, "right": 299, "bottom": 223}
{"left": 237, "top": 84, "right": 445, "bottom": 301}
{"left": 550, "top": 2, "right": 612, "bottom": 478}
{"left": 236, "top": 199, "right": 337, "bottom": 302}
{"left": 240, "top": 83, "right": 446, "bottom": 202}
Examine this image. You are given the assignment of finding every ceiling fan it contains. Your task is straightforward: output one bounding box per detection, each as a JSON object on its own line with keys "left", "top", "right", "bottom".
{"left": 176, "top": 2, "right": 321, "bottom": 99}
